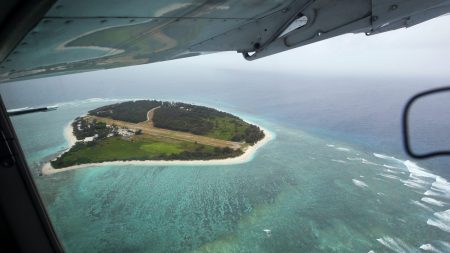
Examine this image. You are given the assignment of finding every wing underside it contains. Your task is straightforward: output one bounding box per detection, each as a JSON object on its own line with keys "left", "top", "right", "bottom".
{"left": 1, "top": 0, "right": 449, "bottom": 82}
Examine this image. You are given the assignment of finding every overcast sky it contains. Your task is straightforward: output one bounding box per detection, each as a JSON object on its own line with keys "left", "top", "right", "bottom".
{"left": 173, "top": 14, "right": 450, "bottom": 79}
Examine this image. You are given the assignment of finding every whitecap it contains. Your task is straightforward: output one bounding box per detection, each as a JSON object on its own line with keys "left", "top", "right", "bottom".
{"left": 404, "top": 161, "right": 437, "bottom": 179}
{"left": 376, "top": 236, "right": 418, "bottom": 252}
{"left": 7, "top": 106, "right": 30, "bottom": 112}
{"left": 326, "top": 144, "right": 335, "bottom": 147}
{"left": 331, "top": 159, "right": 346, "bottom": 164}
{"left": 421, "top": 197, "right": 446, "bottom": 207}
{"left": 53, "top": 97, "right": 142, "bottom": 108}
{"left": 427, "top": 209, "right": 450, "bottom": 233}
{"left": 378, "top": 173, "right": 402, "bottom": 181}
{"left": 410, "top": 200, "right": 434, "bottom": 212}
{"left": 383, "top": 168, "right": 402, "bottom": 175}
{"left": 419, "top": 244, "right": 440, "bottom": 252}
{"left": 424, "top": 177, "right": 450, "bottom": 200}
{"left": 401, "top": 161, "right": 438, "bottom": 192}
{"left": 403, "top": 176, "right": 430, "bottom": 191}
{"left": 352, "top": 179, "right": 368, "bottom": 189}
{"left": 361, "top": 159, "right": 381, "bottom": 166}
{"left": 383, "top": 164, "right": 399, "bottom": 169}
{"left": 384, "top": 169, "right": 394, "bottom": 173}
{"left": 346, "top": 157, "right": 380, "bottom": 166}
{"left": 373, "top": 153, "right": 404, "bottom": 164}
{"left": 422, "top": 241, "right": 450, "bottom": 253}
{"left": 336, "top": 147, "right": 351, "bottom": 152}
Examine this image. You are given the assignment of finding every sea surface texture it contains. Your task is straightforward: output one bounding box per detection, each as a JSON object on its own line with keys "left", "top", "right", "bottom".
{"left": 11, "top": 99, "right": 450, "bottom": 253}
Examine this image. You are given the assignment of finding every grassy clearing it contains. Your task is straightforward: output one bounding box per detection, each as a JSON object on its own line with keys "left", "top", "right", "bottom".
{"left": 52, "top": 136, "right": 193, "bottom": 168}
{"left": 51, "top": 135, "right": 242, "bottom": 169}
{"left": 139, "top": 143, "right": 182, "bottom": 155}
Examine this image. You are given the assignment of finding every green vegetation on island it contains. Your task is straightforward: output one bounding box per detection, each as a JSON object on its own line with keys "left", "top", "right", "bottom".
{"left": 51, "top": 100, "right": 265, "bottom": 169}
{"left": 89, "top": 100, "right": 161, "bottom": 123}
{"left": 89, "top": 100, "right": 264, "bottom": 144}
{"left": 152, "top": 102, "right": 264, "bottom": 144}
{"left": 51, "top": 136, "right": 242, "bottom": 169}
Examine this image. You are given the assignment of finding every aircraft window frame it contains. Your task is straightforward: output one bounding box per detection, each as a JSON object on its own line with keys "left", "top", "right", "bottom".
{"left": 0, "top": 95, "right": 64, "bottom": 253}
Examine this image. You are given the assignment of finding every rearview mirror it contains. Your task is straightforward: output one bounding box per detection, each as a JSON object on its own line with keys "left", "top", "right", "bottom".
{"left": 403, "top": 87, "right": 450, "bottom": 159}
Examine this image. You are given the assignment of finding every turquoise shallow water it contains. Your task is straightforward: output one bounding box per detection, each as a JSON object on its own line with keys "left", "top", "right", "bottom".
{"left": 11, "top": 100, "right": 450, "bottom": 253}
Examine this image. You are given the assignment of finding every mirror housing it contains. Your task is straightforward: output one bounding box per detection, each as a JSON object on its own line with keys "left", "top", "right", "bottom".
{"left": 403, "top": 86, "right": 450, "bottom": 159}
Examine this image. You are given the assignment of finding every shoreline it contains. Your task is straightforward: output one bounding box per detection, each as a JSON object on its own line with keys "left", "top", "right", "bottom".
{"left": 64, "top": 121, "right": 77, "bottom": 146}
{"left": 42, "top": 122, "right": 274, "bottom": 175}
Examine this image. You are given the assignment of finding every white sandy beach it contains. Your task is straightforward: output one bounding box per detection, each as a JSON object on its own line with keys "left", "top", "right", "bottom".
{"left": 64, "top": 122, "right": 77, "bottom": 146}
{"left": 42, "top": 123, "right": 274, "bottom": 175}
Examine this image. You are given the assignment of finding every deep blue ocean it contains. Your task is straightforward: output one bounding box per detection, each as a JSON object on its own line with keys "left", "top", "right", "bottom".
{"left": 1, "top": 67, "right": 450, "bottom": 252}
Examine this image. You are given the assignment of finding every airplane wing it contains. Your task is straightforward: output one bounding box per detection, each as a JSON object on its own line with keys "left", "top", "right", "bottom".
{"left": 1, "top": 0, "right": 450, "bottom": 82}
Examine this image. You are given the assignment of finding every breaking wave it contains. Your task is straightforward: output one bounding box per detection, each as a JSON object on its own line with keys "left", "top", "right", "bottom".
{"left": 352, "top": 179, "right": 368, "bottom": 189}
{"left": 427, "top": 210, "right": 450, "bottom": 233}
{"left": 376, "top": 236, "right": 418, "bottom": 252}
{"left": 374, "top": 153, "right": 450, "bottom": 234}
{"left": 419, "top": 241, "right": 450, "bottom": 252}
{"left": 52, "top": 97, "right": 145, "bottom": 107}
{"left": 421, "top": 197, "right": 447, "bottom": 207}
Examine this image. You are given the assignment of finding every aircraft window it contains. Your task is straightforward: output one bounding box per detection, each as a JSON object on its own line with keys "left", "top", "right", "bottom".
{"left": 1, "top": 15, "right": 450, "bottom": 253}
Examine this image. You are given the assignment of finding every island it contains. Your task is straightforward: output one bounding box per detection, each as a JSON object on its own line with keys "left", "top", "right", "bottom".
{"left": 45, "top": 100, "right": 271, "bottom": 173}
